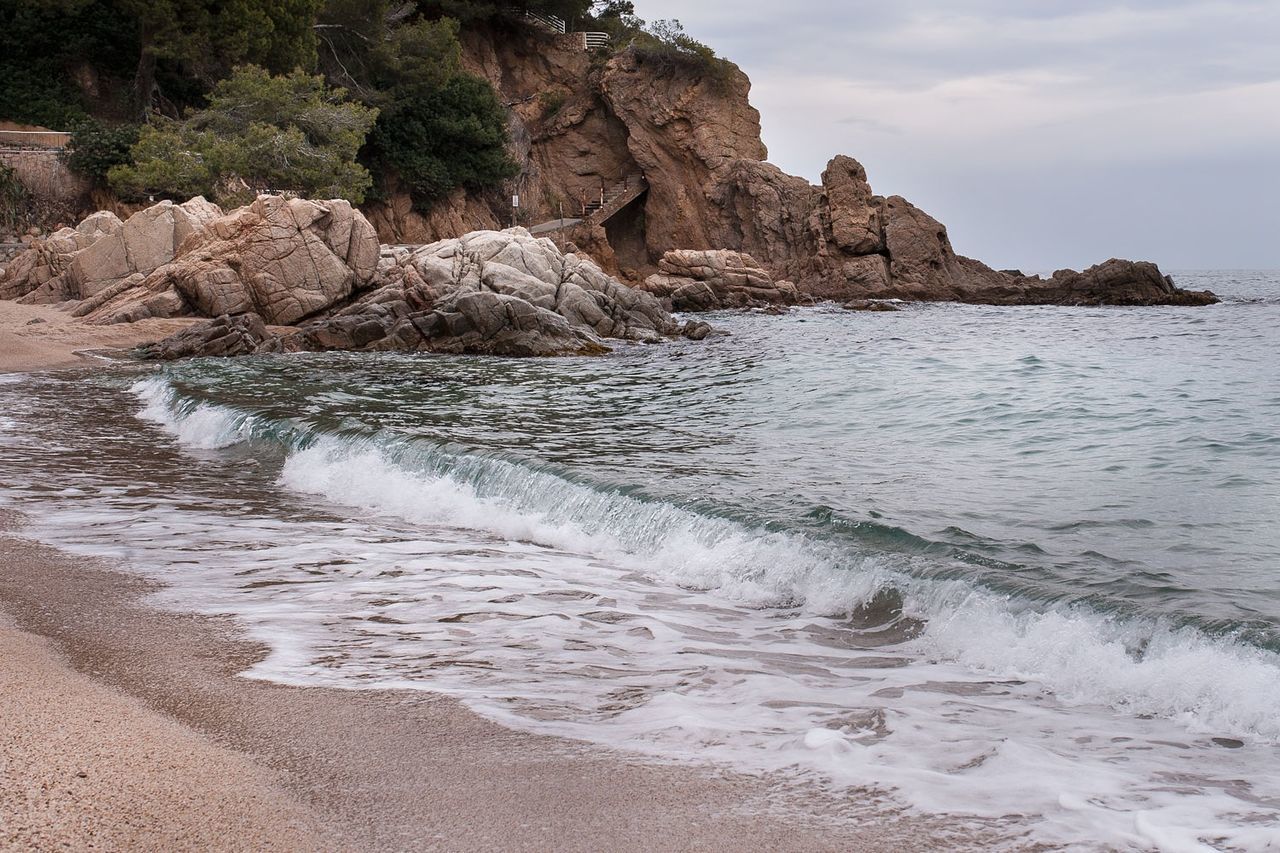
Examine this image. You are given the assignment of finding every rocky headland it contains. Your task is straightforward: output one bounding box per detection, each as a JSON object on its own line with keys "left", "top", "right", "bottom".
{"left": 365, "top": 31, "right": 1216, "bottom": 309}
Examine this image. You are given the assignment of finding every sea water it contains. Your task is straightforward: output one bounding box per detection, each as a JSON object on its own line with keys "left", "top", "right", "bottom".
{"left": 1, "top": 270, "right": 1277, "bottom": 850}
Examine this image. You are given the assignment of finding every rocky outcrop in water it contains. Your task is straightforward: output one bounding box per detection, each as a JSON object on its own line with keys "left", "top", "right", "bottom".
{"left": 139, "top": 224, "right": 697, "bottom": 360}
{"left": 640, "top": 250, "right": 802, "bottom": 311}
{"left": 284, "top": 227, "right": 682, "bottom": 357}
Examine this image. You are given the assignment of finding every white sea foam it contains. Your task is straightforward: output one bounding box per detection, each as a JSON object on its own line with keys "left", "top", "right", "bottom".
{"left": 278, "top": 435, "right": 1280, "bottom": 741}
{"left": 131, "top": 377, "right": 257, "bottom": 450}
{"left": 77, "top": 375, "right": 1280, "bottom": 849}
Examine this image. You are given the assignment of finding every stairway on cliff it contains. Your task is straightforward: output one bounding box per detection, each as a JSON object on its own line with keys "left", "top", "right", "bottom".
{"left": 530, "top": 174, "right": 648, "bottom": 236}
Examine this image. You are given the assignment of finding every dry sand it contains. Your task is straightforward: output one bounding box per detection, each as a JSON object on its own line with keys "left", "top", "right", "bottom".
{"left": 0, "top": 299, "right": 194, "bottom": 372}
{"left": 0, "top": 615, "right": 332, "bottom": 850}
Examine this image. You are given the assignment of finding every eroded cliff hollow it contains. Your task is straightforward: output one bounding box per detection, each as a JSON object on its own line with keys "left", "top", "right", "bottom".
{"left": 363, "top": 27, "right": 1214, "bottom": 307}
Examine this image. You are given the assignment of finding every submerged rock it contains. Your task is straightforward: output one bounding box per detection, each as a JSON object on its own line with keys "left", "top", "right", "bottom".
{"left": 842, "top": 299, "right": 901, "bottom": 312}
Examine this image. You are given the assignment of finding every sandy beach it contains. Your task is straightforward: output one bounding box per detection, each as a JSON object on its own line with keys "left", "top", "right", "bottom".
{"left": 0, "top": 299, "right": 195, "bottom": 373}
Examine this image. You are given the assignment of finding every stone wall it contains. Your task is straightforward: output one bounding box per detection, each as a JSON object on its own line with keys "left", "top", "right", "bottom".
{"left": 0, "top": 148, "right": 88, "bottom": 206}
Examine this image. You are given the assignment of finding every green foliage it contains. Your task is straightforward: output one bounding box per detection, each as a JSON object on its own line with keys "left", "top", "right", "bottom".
{"left": 415, "top": 0, "right": 592, "bottom": 27}
{"left": 109, "top": 66, "right": 378, "bottom": 205}
{"left": 315, "top": 0, "right": 518, "bottom": 211}
{"left": 316, "top": 2, "right": 461, "bottom": 105}
{"left": 64, "top": 121, "right": 141, "bottom": 187}
{"left": 109, "top": 120, "right": 215, "bottom": 201}
{"left": 629, "top": 19, "right": 737, "bottom": 89}
{"left": 0, "top": 163, "right": 34, "bottom": 234}
{"left": 0, "top": 0, "right": 322, "bottom": 123}
{"left": 0, "top": 0, "right": 137, "bottom": 127}
{"left": 585, "top": 0, "right": 642, "bottom": 44}
{"left": 119, "top": 0, "right": 321, "bottom": 82}
{"left": 371, "top": 74, "right": 518, "bottom": 207}
{"left": 539, "top": 90, "right": 567, "bottom": 119}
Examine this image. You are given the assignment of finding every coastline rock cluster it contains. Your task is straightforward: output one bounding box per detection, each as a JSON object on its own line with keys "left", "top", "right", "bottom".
{"left": 0, "top": 195, "right": 697, "bottom": 359}
{"left": 82, "top": 195, "right": 380, "bottom": 326}
{"left": 281, "top": 228, "right": 689, "bottom": 357}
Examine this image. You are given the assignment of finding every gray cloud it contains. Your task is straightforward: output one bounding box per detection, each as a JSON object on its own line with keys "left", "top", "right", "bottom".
{"left": 635, "top": 1, "right": 1280, "bottom": 267}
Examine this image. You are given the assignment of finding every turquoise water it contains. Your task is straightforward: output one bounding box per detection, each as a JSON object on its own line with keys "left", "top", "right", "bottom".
{"left": 1, "top": 269, "right": 1277, "bottom": 849}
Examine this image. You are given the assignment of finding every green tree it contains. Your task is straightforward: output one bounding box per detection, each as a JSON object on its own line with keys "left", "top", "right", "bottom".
{"left": 109, "top": 66, "right": 377, "bottom": 204}
{"left": 314, "top": 0, "right": 518, "bottom": 211}
{"left": 628, "top": 18, "right": 736, "bottom": 89}
{"left": 370, "top": 74, "right": 518, "bottom": 206}
{"left": 316, "top": 1, "right": 461, "bottom": 105}
{"left": 418, "top": 1, "right": 592, "bottom": 27}
{"left": 0, "top": 0, "right": 138, "bottom": 127}
{"left": 116, "top": 0, "right": 322, "bottom": 115}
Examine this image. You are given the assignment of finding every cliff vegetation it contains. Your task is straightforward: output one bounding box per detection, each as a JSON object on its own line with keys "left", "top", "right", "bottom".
{"left": 0, "top": 1, "right": 716, "bottom": 211}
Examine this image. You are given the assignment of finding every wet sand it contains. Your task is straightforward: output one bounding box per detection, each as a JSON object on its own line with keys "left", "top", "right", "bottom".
{"left": 0, "top": 300, "right": 194, "bottom": 373}
{"left": 0, "top": 509, "right": 988, "bottom": 851}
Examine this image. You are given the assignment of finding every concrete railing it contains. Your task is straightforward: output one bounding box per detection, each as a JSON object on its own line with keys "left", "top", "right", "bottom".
{"left": 0, "top": 130, "right": 72, "bottom": 151}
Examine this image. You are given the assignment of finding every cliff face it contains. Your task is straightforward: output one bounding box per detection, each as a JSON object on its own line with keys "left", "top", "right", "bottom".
{"left": 362, "top": 28, "right": 1215, "bottom": 307}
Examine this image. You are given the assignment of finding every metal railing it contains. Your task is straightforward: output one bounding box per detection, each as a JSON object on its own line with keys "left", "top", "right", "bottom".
{"left": 523, "top": 11, "right": 566, "bottom": 34}
{"left": 0, "top": 130, "right": 71, "bottom": 150}
{"left": 513, "top": 8, "right": 609, "bottom": 50}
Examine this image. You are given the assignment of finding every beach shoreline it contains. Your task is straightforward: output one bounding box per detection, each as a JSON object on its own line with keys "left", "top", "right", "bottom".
{"left": 0, "top": 299, "right": 195, "bottom": 373}
{"left": 0, "top": 509, "right": 979, "bottom": 851}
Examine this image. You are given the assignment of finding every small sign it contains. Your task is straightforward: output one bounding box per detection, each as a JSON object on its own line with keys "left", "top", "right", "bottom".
{"left": 512, "top": 194, "right": 520, "bottom": 208}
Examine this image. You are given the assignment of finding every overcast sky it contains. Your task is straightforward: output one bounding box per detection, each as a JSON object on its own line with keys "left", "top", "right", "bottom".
{"left": 637, "top": 1, "right": 1279, "bottom": 270}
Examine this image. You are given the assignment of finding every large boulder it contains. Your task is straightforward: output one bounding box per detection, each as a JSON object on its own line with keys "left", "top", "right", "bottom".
{"left": 12, "top": 200, "right": 223, "bottom": 305}
{"left": 0, "top": 211, "right": 124, "bottom": 301}
{"left": 83, "top": 195, "right": 380, "bottom": 325}
{"left": 640, "top": 249, "right": 802, "bottom": 310}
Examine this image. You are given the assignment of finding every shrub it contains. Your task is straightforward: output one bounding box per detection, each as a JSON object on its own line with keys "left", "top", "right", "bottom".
{"left": 109, "top": 66, "right": 378, "bottom": 205}
{"left": 630, "top": 19, "right": 737, "bottom": 89}
{"left": 64, "top": 120, "right": 141, "bottom": 188}
{"left": 539, "top": 90, "right": 567, "bottom": 119}
{"left": 0, "top": 163, "right": 33, "bottom": 234}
